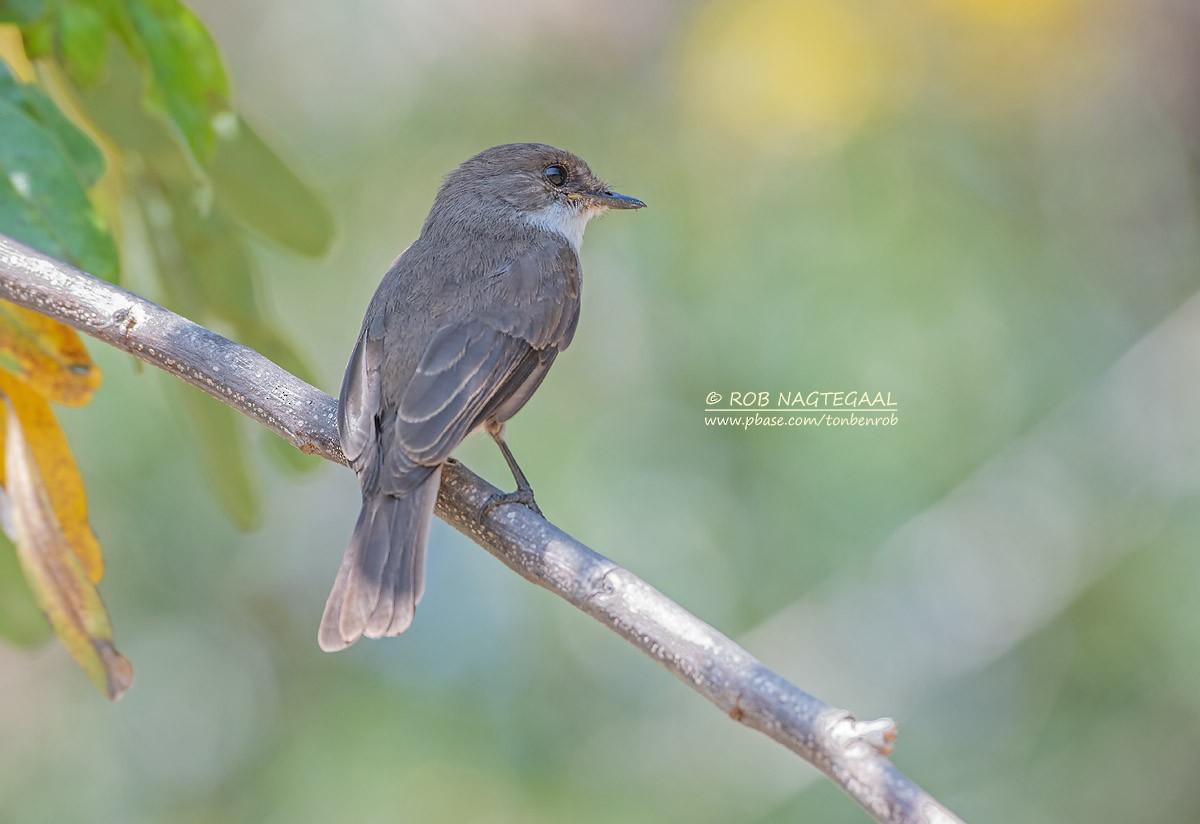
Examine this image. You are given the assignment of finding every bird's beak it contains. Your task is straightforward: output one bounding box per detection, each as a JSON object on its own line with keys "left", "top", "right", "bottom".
{"left": 588, "top": 189, "right": 646, "bottom": 210}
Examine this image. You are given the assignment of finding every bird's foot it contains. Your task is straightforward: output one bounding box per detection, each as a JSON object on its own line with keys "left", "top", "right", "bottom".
{"left": 480, "top": 486, "right": 543, "bottom": 518}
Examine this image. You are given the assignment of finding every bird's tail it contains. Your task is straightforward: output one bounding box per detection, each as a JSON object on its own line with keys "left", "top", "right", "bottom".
{"left": 318, "top": 467, "right": 441, "bottom": 652}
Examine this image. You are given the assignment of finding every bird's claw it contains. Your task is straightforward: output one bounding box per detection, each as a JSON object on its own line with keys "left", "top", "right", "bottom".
{"left": 481, "top": 487, "right": 543, "bottom": 518}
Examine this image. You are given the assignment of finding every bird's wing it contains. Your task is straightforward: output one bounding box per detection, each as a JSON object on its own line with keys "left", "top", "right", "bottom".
{"left": 339, "top": 315, "right": 534, "bottom": 496}
{"left": 344, "top": 236, "right": 581, "bottom": 496}
{"left": 384, "top": 239, "right": 582, "bottom": 479}
{"left": 382, "top": 321, "right": 540, "bottom": 484}
{"left": 482, "top": 235, "right": 581, "bottom": 349}
{"left": 338, "top": 312, "right": 386, "bottom": 474}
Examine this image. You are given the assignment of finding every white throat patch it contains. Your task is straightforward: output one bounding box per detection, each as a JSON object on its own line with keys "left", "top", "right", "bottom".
{"left": 523, "top": 201, "right": 599, "bottom": 252}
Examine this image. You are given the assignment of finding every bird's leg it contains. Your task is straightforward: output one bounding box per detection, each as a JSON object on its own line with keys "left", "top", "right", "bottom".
{"left": 480, "top": 421, "right": 543, "bottom": 517}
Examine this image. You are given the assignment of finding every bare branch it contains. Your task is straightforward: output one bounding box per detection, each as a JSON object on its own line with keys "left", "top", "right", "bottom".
{"left": 0, "top": 233, "right": 964, "bottom": 824}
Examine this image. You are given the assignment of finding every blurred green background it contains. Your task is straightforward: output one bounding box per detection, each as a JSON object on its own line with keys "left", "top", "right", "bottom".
{"left": 4, "top": 0, "right": 1200, "bottom": 820}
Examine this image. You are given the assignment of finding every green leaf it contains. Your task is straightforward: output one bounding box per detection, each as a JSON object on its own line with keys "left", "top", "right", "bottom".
{"left": 143, "top": 183, "right": 319, "bottom": 381}
{"left": 167, "top": 380, "right": 260, "bottom": 530}
{"left": 117, "top": 0, "right": 231, "bottom": 165}
{"left": 0, "top": 95, "right": 117, "bottom": 280}
{"left": 0, "top": 168, "right": 71, "bottom": 263}
{"left": 17, "top": 15, "right": 52, "bottom": 58}
{"left": 160, "top": 188, "right": 259, "bottom": 318}
{"left": 0, "top": 0, "right": 45, "bottom": 25}
{"left": 211, "top": 116, "right": 334, "bottom": 257}
{"left": 69, "top": 41, "right": 174, "bottom": 157}
{"left": 56, "top": 0, "right": 109, "bottom": 89}
{"left": 0, "top": 530, "right": 52, "bottom": 649}
{"left": 0, "top": 60, "right": 106, "bottom": 186}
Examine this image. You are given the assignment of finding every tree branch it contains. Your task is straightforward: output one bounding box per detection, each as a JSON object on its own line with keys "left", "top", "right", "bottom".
{"left": 0, "top": 233, "right": 963, "bottom": 824}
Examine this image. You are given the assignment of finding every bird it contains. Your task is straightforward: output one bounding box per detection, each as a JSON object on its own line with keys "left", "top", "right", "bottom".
{"left": 319, "top": 142, "right": 645, "bottom": 651}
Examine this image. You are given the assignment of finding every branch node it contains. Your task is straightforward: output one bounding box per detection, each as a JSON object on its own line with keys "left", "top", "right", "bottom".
{"left": 824, "top": 709, "right": 899, "bottom": 756}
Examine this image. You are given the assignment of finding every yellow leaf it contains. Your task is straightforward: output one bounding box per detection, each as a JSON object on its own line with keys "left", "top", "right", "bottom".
{"left": 0, "top": 302, "right": 101, "bottom": 407}
{"left": 2, "top": 399, "right": 132, "bottom": 699}
{"left": 0, "top": 371, "right": 103, "bottom": 581}
{"left": 0, "top": 25, "right": 37, "bottom": 82}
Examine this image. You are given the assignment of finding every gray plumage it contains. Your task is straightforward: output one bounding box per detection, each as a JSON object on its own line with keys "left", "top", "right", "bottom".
{"left": 319, "top": 143, "right": 644, "bottom": 652}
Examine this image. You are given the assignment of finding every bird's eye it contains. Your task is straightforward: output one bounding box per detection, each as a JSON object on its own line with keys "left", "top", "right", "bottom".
{"left": 543, "top": 165, "right": 566, "bottom": 187}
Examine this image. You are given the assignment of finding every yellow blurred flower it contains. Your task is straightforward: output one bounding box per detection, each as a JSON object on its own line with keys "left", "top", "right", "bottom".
{"left": 677, "top": 0, "right": 888, "bottom": 153}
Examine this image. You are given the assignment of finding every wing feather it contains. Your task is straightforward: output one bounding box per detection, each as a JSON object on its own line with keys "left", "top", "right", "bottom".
{"left": 390, "top": 322, "right": 534, "bottom": 469}
{"left": 337, "top": 313, "right": 386, "bottom": 470}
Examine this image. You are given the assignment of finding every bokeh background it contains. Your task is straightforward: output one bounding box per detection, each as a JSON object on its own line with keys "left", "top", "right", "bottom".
{"left": 4, "top": 0, "right": 1200, "bottom": 820}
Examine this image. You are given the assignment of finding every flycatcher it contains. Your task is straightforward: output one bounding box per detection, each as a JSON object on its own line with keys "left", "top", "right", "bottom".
{"left": 319, "top": 143, "right": 644, "bottom": 651}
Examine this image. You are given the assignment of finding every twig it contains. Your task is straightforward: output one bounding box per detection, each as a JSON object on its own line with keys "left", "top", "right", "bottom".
{"left": 0, "top": 233, "right": 964, "bottom": 824}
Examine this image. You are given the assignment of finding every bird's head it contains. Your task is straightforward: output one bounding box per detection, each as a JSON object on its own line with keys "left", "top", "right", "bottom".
{"left": 429, "top": 143, "right": 644, "bottom": 249}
